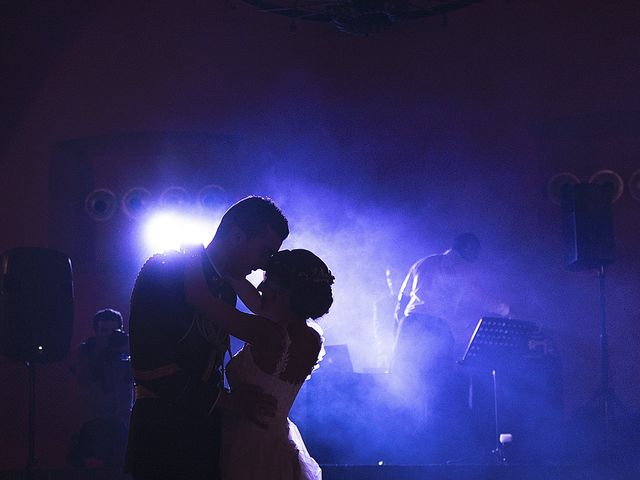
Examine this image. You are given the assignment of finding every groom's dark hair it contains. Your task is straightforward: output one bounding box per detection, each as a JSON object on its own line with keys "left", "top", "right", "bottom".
{"left": 217, "top": 196, "right": 289, "bottom": 240}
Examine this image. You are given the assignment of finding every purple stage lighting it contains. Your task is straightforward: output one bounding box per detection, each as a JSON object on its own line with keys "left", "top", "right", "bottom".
{"left": 159, "top": 186, "right": 191, "bottom": 210}
{"left": 198, "top": 184, "right": 227, "bottom": 212}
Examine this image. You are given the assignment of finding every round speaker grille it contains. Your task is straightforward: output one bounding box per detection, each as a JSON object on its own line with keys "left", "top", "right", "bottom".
{"left": 589, "top": 169, "right": 624, "bottom": 202}
{"left": 122, "top": 187, "right": 154, "bottom": 219}
{"left": 84, "top": 189, "right": 117, "bottom": 221}
{"left": 547, "top": 172, "right": 580, "bottom": 205}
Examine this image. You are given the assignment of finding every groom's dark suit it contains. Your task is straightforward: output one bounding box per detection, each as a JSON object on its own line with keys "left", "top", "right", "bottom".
{"left": 125, "top": 249, "right": 236, "bottom": 479}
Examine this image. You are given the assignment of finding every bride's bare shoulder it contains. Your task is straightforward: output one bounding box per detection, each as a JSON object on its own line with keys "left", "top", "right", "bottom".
{"left": 294, "top": 320, "right": 322, "bottom": 353}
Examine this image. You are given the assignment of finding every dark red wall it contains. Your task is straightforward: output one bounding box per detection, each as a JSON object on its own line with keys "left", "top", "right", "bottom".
{"left": 1, "top": 0, "right": 639, "bottom": 468}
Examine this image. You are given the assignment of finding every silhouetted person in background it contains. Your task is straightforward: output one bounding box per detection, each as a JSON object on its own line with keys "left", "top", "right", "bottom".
{"left": 68, "top": 308, "right": 132, "bottom": 470}
{"left": 389, "top": 233, "right": 508, "bottom": 462}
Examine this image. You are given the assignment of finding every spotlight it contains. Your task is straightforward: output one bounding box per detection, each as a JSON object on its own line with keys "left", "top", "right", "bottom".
{"left": 122, "top": 187, "right": 154, "bottom": 220}
{"left": 143, "top": 212, "right": 218, "bottom": 253}
{"left": 198, "top": 184, "right": 227, "bottom": 211}
{"left": 84, "top": 188, "right": 117, "bottom": 221}
{"left": 547, "top": 172, "right": 580, "bottom": 205}
{"left": 159, "top": 186, "right": 191, "bottom": 210}
{"left": 589, "top": 170, "right": 624, "bottom": 202}
{"left": 629, "top": 169, "right": 640, "bottom": 202}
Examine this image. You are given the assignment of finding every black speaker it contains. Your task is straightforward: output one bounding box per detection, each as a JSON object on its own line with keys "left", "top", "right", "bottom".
{"left": 0, "top": 248, "right": 74, "bottom": 363}
{"left": 561, "top": 183, "right": 615, "bottom": 271}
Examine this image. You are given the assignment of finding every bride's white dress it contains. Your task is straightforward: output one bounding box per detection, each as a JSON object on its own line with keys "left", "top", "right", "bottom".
{"left": 221, "top": 333, "right": 322, "bottom": 480}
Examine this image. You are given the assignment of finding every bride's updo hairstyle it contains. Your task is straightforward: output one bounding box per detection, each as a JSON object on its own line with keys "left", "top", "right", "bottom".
{"left": 265, "top": 249, "right": 334, "bottom": 321}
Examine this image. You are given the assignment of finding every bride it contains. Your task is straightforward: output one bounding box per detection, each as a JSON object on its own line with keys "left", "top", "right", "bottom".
{"left": 185, "top": 248, "right": 334, "bottom": 480}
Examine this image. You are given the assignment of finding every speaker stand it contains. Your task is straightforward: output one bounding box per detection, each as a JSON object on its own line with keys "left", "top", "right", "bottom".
{"left": 584, "top": 265, "right": 627, "bottom": 462}
{"left": 26, "top": 361, "right": 37, "bottom": 473}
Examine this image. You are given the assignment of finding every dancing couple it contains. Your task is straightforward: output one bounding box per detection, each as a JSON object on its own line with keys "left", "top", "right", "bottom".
{"left": 125, "top": 196, "right": 333, "bottom": 479}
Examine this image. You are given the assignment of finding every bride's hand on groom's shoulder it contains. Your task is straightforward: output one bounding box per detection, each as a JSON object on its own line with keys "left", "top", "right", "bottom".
{"left": 228, "top": 383, "right": 278, "bottom": 429}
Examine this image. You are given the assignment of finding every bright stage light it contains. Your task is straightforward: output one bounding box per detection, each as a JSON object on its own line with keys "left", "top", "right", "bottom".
{"left": 143, "top": 212, "right": 219, "bottom": 254}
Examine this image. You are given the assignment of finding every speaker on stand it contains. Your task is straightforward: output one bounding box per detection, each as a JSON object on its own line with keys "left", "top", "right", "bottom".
{"left": 0, "top": 247, "right": 74, "bottom": 471}
{"left": 560, "top": 181, "right": 626, "bottom": 463}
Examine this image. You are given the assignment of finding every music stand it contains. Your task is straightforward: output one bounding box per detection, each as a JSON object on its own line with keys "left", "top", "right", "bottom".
{"left": 458, "top": 317, "right": 539, "bottom": 463}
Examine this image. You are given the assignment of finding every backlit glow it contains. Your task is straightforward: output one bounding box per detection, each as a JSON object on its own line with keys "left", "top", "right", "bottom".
{"left": 143, "top": 212, "right": 219, "bottom": 254}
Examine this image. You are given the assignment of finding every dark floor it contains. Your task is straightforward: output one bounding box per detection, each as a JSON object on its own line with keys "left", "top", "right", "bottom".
{"left": 2, "top": 464, "right": 640, "bottom": 480}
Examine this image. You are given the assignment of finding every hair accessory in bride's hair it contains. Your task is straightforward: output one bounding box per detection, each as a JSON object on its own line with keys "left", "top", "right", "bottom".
{"left": 267, "top": 249, "right": 335, "bottom": 287}
{"left": 298, "top": 266, "right": 335, "bottom": 286}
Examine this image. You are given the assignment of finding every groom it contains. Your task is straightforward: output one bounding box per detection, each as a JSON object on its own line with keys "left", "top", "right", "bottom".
{"left": 125, "top": 196, "right": 289, "bottom": 479}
